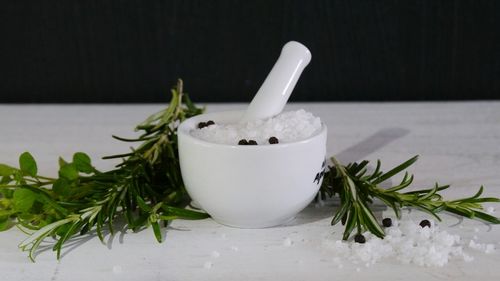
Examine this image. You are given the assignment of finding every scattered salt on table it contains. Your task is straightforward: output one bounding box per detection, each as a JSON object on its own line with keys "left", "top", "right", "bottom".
{"left": 469, "top": 240, "right": 496, "bottom": 254}
{"left": 112, "top": 265, "right": 123, "bottom": 274}
{"left": 191, "top": 109, "right": 321, "bottom": 145}
{"left": 324, "top": 219, "right": 496, "bottom": 268}
{"left": 203, "top": 261, "right": 213, "bottom": 269}
{"left": 211, "top": 251, "right": 220, "bottom": 258}
{"left": 283, "top": 237, "right": 293, "bottom": 247}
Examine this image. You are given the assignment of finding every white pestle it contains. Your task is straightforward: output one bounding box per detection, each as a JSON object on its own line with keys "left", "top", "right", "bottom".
{"left": 240, "top": 41, "right": 311, "bottom": 123}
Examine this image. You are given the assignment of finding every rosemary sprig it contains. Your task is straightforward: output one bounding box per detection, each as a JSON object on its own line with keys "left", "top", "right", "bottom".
{"left": 321, "top": 155, "right": 500, "bottom": 240}
{"left": 0, "top": 79, "right": 208, "bottom": 261}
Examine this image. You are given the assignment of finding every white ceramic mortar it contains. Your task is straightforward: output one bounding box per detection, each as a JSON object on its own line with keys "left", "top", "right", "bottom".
{"left": 178, "top": 110, "right": 327, "bottom": 228}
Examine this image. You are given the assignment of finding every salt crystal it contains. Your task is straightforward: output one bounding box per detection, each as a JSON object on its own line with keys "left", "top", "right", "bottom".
{"left": 191, "top": 110, "right": 322, "bottom": 145}
{"left": 485, "top": 244, "right": 495, "bottom": 254}
{"left": 203, "top": 261, "right": 213, "bottom": 269}
{"left": 468, "top": 240, "right": 496, "bottom": 254}
{"left": 356, "top": 267, "right": 361, "bottom": 272}
{"left": 469, "top": 240, "right": 480, "bottom": 250}
{"left": 474, "top": 227, "right": 479, "bottom": 233}
{"left": 112, "top": 265, "right": 123, "bottom": 274}
{"left": 230, "top": 246, "right": 239, "bottom": 252}
{"left": 324, "top": 219, "right": 479, "bottom": 267}
{"left": 283, "top": 237, "right": 293, "bottom": 247}
{"left": 463, "top": 254, "right": 474, "bottom": 262}
{"left": 486, "top": 207, "right": 496, "bottom": 214}
{"left": 211, "top": 251, "right": 220, "bottom": 258}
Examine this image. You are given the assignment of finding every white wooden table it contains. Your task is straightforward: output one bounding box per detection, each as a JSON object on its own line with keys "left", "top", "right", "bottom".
{"left": 0, "top": 102, "right": 499, "bottom": 280}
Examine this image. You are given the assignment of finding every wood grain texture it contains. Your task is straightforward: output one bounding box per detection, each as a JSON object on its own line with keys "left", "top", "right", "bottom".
{"left": 1, "top": 0, "right": 499, "bottom": 102}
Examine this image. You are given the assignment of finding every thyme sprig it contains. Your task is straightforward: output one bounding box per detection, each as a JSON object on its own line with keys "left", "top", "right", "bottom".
{"left": 321, "top": 155, "right": 500, "bottom": 240}
{"left": 0, "top": 79, "right": 208, "bottom": 261}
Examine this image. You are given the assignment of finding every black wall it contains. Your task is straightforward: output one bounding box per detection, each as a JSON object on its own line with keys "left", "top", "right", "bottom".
{"left": 1, "top": 0, "right": 499, "bottom": 103}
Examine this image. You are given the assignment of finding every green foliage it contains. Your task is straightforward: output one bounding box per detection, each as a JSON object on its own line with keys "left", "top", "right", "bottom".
{"left": 52, "top": 179, "right": 72, "bottom": 197}
{"left": 58, "top": 164, "right": 79, "bottom": 181}
{"left": 0, "top": 79, "right": 208, "bottom": 261}
{"left": 0, "top": 164, "right": 15, "bottom": 177}
{"left": 19, "top": 152, "right": 37, "bottom": 177}
{"left": 321, "top": 156, "right": 500, "bottom": 240}
{"left": 73, "top": 152, "right": 93, "bottom": 174}
{"left": 13, "top": 189, "right": 36, "bottom": 213}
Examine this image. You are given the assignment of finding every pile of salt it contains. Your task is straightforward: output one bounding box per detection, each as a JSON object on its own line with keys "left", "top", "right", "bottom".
{"left": 190, "top": 109, "right": 321, "bottom": 145}
{"left": 324, "top": 219, "right": 495, "bottom": 268}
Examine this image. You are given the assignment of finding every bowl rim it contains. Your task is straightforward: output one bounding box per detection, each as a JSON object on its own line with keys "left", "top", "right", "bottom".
{"left": 178, "top": 110, "right": 327, "bottom": 149}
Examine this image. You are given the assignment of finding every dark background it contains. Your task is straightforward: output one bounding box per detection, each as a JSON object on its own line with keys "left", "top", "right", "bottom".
{"left": 1, "top": 0, "right": 499, "bottom": 103}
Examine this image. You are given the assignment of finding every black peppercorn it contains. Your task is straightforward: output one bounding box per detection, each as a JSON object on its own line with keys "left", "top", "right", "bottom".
{"left": 248, "top": 140, "right": 258, "bottom": 145}
{"left": 382, "top": 218, "right": 392, "bottom": 227}
{"left": 419, "top": 219, "right": 431, "bottom": 228}
{"left": 354, "top": 234, "right": 366, "bottom": 244}
{"left": 268, "top": 136, "right": 279, "bottom": 144}
{"left": 238, "top": 139, "right": 248, "bottom": 145}
{"left": 206, "top": 120, "right": 215, "bottom": 126}
{"left": 197, "top": 122, "right": 207, "bottom": 129}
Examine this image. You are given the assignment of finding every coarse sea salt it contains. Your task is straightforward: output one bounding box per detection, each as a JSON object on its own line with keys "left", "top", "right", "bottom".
{"left": 203, "top": 261, "right": 213, "bottom": 269}
{"left": 112, "top": 265, "right": 123, "bottom": 274}
{"left": 211, "top": 251, "right": 221, "bottom": 258}
{"left": 283, "top": 237, "right": 294, "bottom": 247}
{"left": 323, "top": 219, "right": 495, "bottom": 268}
{"left": 190, "top": 109, "right": 322, "bottom": 145}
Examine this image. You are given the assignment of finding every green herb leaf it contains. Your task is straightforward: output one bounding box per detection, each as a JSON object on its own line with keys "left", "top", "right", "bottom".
{"left": 19, "top": 152, "right": 37, "bottom": 177}
{"left": 58, "top": 157, "right": 68, "bottom": 168}
{"left": 0, "top": 217, "right": 13, "bottom": 231}
{"left": 52, "top": 178, "right": 72, "bottom": 197}
{"left": 151, "top": 221, "right": 163, "bottom": 243}
{"left": 136, "top": 196, "right": 152, "bottom": 212}
{"left": 161, "top": 205, "right": 210, "bottom": 219}
{"left": 58, "top": 164, "right": 79, "bottom": 181}
{"left": 73, "top": 152, "right": 93, "bottom": 174}
{"left": 13, "top": 188, "right": 37, "bottom": 212}
{"left": 322, "top": 156, "right": 500, "bottom": 241}
{"left": 0, "top": 79, "right": 208, "bottom": 261}
{"left": 371, "top": 155, "right": 418, "bottom": 185}
{"left": 0, "top": 164, "right": 16, "bottom": 177}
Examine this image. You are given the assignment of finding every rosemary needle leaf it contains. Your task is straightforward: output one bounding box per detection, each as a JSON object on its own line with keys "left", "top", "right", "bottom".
{"left": 322, "top": 155, "right": 500, "bottom": 240}
{"left": 371, "top": 155, "right": 418, "bottom": 185}
{"left": 472, "top": 211, "right": 500, "bottom": 224}
{"left": 152, "top": 221, "right": 163, "bottom": 243}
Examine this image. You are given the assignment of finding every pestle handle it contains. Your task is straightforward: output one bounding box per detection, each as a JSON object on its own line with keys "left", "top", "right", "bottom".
{"left": 240, "top": 41, "right": 311, "bottom": 122}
